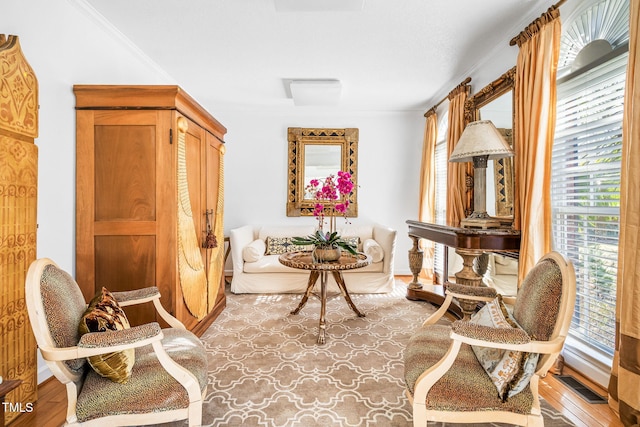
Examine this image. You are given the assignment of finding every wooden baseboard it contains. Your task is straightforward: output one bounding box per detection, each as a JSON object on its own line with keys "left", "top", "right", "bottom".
{"left": 191, "top": 293, "right": 226, "bottom": 337}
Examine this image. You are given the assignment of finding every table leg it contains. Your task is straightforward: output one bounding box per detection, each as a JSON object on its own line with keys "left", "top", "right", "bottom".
{"left": 407, "top": 235, "right": 424, "bottom": 290}
{"left": 318, "top": 271, "right": 327, "bottom": 345}
{"left": 454, "top": 248, "right": 485, "bottom": 317}
{"left": 332, "top": 271, "right": 365, "bottom": 317}
{"left": 291, "top": 271, "right": 320, "bottom": 315}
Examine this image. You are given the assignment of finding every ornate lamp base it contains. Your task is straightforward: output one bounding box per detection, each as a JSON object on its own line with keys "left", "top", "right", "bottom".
{"left": 460, "top": 211, "right": 501, "bottom": 229}
{"left": 460, "top": 217, "right": 501, "bottom": 229}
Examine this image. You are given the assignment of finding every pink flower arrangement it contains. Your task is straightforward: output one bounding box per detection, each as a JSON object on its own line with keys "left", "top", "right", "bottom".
{"left": 305, "top": 170, "right": 354, "bottom": 231}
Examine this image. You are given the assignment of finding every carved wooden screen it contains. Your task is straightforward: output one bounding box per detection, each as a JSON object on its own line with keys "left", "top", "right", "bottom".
{"left": 0, "top": 35, "right": 38, "bottom": 425}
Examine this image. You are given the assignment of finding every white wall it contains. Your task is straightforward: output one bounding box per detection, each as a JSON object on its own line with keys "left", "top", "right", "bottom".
{"left": 2, "top": 0, "right": 521, "bottom": 384}
{"left": 2, "top": 0, "right": 176, "bottom": 383}
{"left": 218, "top": 108, "right": 423, "bottom": 275}
{"left": 1, "top": 0, "right": 176, "bottom": 277}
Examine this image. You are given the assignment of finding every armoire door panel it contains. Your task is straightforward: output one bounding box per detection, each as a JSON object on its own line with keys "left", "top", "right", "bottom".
{"left": 94, "top": 235, "right": 157, "bottom": 326}
{"left": 94, "top": 125, "right": 156, "bottom": 221}
{"left": 75, "top": 85, "right": 226, "bottom": 337}
{"left": 93, "top": 221, "right": 157, "bottom": 236}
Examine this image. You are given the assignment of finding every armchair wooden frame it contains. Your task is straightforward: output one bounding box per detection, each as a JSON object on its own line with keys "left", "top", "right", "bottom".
{"left": 406, "top": 252, "right": 576, "bottom": 426}
{"left": 25, "top": 258, "right": 206, "bottom": 427}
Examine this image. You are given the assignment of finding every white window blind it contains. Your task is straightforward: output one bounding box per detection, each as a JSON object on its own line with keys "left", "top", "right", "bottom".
{"left": 433, "top": 112, "right": 449, "bottom": 283}
{"left": 551, "top": 49, "right": 627, "bottom": 356}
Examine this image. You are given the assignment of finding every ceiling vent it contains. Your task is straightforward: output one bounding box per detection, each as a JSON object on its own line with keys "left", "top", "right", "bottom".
{"left": 274, "top": 0, "right": 365, "bottom": 12}
{"left": 289, "top": 79, "right": 342, "bottom": 106}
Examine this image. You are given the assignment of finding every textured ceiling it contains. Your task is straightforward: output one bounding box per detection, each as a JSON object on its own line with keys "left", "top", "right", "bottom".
{"left": 84, "top": 0, "right": 551, "bottom": 112}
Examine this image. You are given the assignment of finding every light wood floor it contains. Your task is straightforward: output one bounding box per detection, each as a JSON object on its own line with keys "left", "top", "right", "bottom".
{"left": 10, "top": 276, "right": 623, "bottom": 427}
{"left": 7, "top": 364, "right": 622, "bottom": 427}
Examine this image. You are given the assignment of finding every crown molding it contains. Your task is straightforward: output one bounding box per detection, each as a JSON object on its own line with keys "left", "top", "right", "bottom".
{"left": 67, "top": 0, "right": 175, "bottom": 82}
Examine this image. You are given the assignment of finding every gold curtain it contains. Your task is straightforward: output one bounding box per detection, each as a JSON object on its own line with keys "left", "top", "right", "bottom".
{"left": 512, "top": 6, "right": 561, "bottom": 280}
{"left": 418, "top": 109, "right": 438, "bottom": 280}
{"left": 446, "top": 85, "right": 470, "bottom": 225}
{"left": 608, "top": 2, "right": 640, "bottom": 424}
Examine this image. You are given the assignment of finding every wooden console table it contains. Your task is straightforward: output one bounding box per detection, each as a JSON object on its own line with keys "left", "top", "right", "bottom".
{"left": 406, "top": 219, "right": 521, "bottom": 317}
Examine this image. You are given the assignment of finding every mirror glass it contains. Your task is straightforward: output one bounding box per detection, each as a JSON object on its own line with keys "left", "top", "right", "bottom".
{"left": 465, "top": 66, "right": 516, "bottom": 221}
{"left": 287, "top": 128, "right": 358, "bottom": 217}
{"left": 478, "top": 90, "right": 513, "bottom": 217}
{"left": 303, "top": 144, "right": 342, "bottom": 199}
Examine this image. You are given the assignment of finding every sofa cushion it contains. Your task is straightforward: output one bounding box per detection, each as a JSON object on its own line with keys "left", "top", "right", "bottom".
{"left": 336, "top": 225, "right": 373, "bottom": 249}
{"left": 265, "top": 237, "right": 310, "bottom": 255}
{"left": 243, "top": 239, "right": 266, "bottom": 262}
{"left": 494, "top": 255, "right": 519, "bottom": 276}
{"left": 341, "top": 236, "right": 360, "bottom": 251}
{"left": 258, "top": 226, "right": 316, "bottom": 241}
{"left": 244, "top": 254, "right": 384, "bottom": 274}
{"left": 78, "top": 287, "right": 135, "bottom": 384}
{"left": 245, "top": 255, "right": 309, "bottom": 273}
{"left": 363, "top": 239, "right": 384, "bottom": 262}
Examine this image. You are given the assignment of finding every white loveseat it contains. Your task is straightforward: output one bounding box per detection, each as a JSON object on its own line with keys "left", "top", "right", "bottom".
{"left": 483, "top": 253, "right": 519, "bottom": 296}
{"left": 229, "top": 223, "right": 397, "bottom": 294}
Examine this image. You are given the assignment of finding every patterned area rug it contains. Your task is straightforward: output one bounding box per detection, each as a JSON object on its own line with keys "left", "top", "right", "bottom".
{"left": 162, "top": 281, "right": 575, "bottom": 427}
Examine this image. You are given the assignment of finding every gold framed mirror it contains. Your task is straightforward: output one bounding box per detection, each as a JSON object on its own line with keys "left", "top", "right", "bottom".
{"left": 465, "top": 66, "right": 516, "bottom": 221}
{"left": 286, "top": 127, "right": 358, "bottom": 217}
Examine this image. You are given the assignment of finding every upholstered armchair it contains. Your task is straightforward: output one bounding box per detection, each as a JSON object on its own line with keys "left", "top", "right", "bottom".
{"left": 25, "top": 258, "right": 208, "bottom": 426}
{"left": 404, "top": 251, "right": 576, "bottom": 426}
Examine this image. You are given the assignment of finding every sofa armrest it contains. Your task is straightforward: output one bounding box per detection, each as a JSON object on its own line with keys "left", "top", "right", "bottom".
{"left": 230, "top": 225, "right": 255, "bottom": 275}
{"left": 372, "top": 224, "right": 396, "bottom": 274}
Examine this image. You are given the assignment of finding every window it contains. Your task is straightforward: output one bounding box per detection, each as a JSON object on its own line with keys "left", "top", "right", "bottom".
{"left": 433, "top": 111, "right": 449, "bottom": 282}
{"left": 552, "top": 0, "right": 628, "bottom": 358}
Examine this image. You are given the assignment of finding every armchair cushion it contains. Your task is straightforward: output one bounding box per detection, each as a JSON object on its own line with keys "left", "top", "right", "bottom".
{"left": 468, "top": 296, "right": 537, "bottom": 400}
{"left": 111, "top": 286, "right": 160, "bottom": 304}
{"left": 404, "top": 324, "right": 534, "bottom": 413}
{"left": 78, "top": 287, "right": 135, "bottom": 384}
{"left": 512, "top": 258, "right": 563, "bottom": 341}
{"left": 447, "top": 282, "right": 498, "bottom": 299}
{"left": 40, "top": 264, "right": 88, "bottom": 374}
{"left": 76, "top": 328, "right": 208, "bottom": 423}
{"left": 243, "top": 239, "right": 266, "bottom": 262}
{"left": 78, "top": 323, "right": 162, "bottom": 349}
{"left": 363, "top": 238, "right": 384, "bottom": 262}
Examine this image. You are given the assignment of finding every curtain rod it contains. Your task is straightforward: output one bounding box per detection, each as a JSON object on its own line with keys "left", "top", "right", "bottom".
{"left": 424, "top": 77, "right": 472, "bottom": 117}
{"left": 509, "top": 0, "right": 566, "bottom": 46}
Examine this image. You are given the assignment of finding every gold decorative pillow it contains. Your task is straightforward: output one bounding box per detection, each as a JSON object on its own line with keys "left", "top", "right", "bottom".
{"left": 264, "top": 236, "right": 310, "bottom": 255}
{"left": 78, "top": 287, "right": 135, "bottom": 383}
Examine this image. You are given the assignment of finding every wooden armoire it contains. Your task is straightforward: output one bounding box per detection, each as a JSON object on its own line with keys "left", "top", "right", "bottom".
{"left": 0, "top": 35, "right": 38, "bottom": 425}
{"left": 74, "top": 85, "right": 226, "bottom": 335}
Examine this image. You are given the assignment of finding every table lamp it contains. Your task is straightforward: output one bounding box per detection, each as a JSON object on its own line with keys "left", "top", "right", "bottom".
{"left": 449, "top": 120, "right": 514, "bottom": 229}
